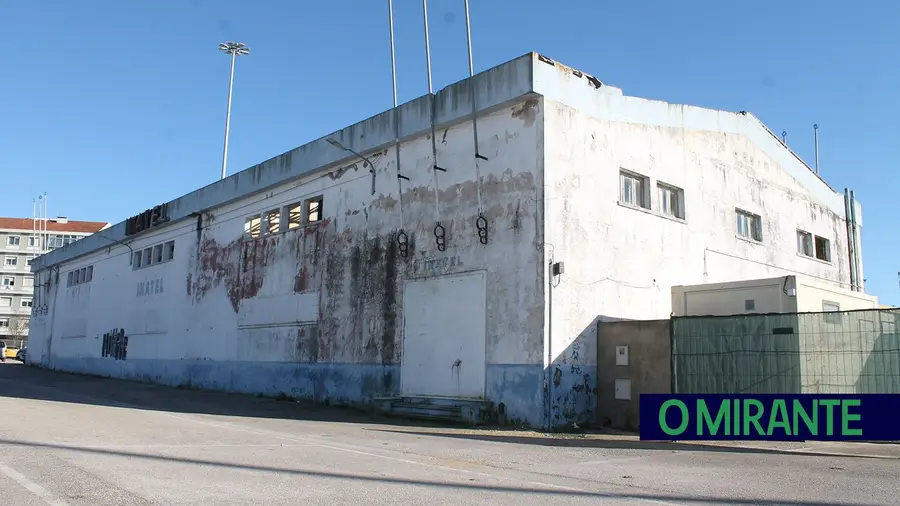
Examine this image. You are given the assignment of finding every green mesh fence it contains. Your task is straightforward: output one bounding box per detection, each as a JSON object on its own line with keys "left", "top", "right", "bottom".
{"left": 672, "top": 308, "right": 900, "bottom": 394}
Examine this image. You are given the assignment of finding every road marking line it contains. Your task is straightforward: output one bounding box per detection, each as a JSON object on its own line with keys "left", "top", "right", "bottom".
{"left": 0, "top": 463, "right": 70, "bottom": 506}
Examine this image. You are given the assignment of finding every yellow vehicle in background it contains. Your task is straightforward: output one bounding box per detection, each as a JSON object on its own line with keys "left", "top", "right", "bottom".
{"left": 4, "top": 346, "right": 19, "bottom": 359}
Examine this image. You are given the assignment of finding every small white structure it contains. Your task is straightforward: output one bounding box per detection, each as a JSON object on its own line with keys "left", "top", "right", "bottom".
{"left": 26, "top": 53, "right": 868, "bottom": 429}
{"left": 672, "top": 275, "right": 878, "bottom": 317}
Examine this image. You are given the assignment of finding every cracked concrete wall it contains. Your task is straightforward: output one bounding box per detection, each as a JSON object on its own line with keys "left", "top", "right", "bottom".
{"left": 31, "top": 98, "right": 548, "bottom": 426}
{"left": 542, "top": 98, "right": 857, "bottom": 428}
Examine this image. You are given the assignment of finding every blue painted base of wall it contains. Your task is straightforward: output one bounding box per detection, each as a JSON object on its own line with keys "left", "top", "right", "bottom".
{"left": 549, "top": 363, "right": 597, "bottom": 429}
{"left": 45, "top": 358, "right": 594, "bottom": 430}
{"left": 49, "top": 358, "right": 400, "bottom": 406}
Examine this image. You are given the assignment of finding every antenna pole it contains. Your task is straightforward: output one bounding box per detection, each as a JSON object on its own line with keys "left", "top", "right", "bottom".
{"left": 813, "top": 124, "right": 819, "bottom": 175}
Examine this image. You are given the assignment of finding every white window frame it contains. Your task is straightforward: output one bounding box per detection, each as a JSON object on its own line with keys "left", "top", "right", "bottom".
{"left": 244, "top": 216, "right": 262, "bottom": 239}
{"left": 164, "top": 241, "right": 175, "bottom": 261}
{"left": 657, "top": 182, "right": 685, "bottom": 219}
{"left": 814, "top": 235, "right": 832, "bottom": 263}
{"left": 0, "top": 297, "right": 11, "bottom": 307}
{"left": 619, "top": 170, "right": 649, "bottom": 209}
{"left": 4, "top": 257, "right": 18, "bottom": 267}
{"left": 305, "top": 197, "right": 324, "bottom": 224}
{"left": 6, "top": 236, "right": 20, "bottom": 247}
{"left": 797, "top": 230, "right": 813, "bottom": 257}
{"left": 0, "top": 318, "right": 8, "bottom": 328}
{"left": 823, "top": 300, "right": 841, "bottom": 324}
{"left": 20, "top": 298, "right": 32, "bottom": 308}
{"left": 1, "top": 277, "right": 14, "bottom": 288}
{"left": 736, "top": 209, "right": 763, "bottom": 242}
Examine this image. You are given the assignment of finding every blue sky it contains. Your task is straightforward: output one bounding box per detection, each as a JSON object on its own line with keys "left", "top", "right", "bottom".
{"left": 1, "top": 1, "right": 898, "bottom": 303}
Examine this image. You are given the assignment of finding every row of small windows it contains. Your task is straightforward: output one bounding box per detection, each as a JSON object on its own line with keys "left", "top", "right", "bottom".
{"left": 132, "top": 240, "right": 175, "bottom": 270}
{"left": 5, "top": 234, "right": 78, "bottom": 249}
{"left": 620, "top": 169, "right": 834, "bottom": 264}
{"left": 67, "top": 266, "right": 94, "bottom": 287}
{"left": 244, "top": 196, "right": 323, "bottom": 239}
{"left": 619, "top": 170, "right": 685, "bottom": 220}
{"left": 734, "top": 211, "right": 833, "bottom": 263}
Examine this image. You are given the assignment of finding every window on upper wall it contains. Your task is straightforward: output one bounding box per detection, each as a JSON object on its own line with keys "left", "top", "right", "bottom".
{"left": 244, "top": 216, "right": 261, "bottom": 239}
{"left": 67, "top": 271, "right": 74, "bottom": 287}
{"left": 264, "top": 209, "right": 280, "bottom": 234}
{"left": 2, "top": 277, "right": 14, "bottom": 288}
{"left": 619, "top": 170, "right": 649, "bottom": 209}
{"left": 20, "top": 298, "right": 32, "bottom": 308}
{"left": 306, "top": 197, "right": 323, "bottom": 224}
{"left": 657, "top": 182, "right": 685, "bottom": 219}
{"left": 0, "top": 297, "right": 11, "bottom": 307}
{"left": 736, "top": 209, "right": 762, "bottom": 242}
{"left": 143, "top": 248, "right": 152, "bottom": 267}
{"left": 814, "top": 236, "right": 831, "bottom": 262}
{"left": 797, "top": 230, "right": 814, "bottom": 257}
{"left": 133, "top": 251, "right": 143, "bottom": 269}
{"left": 164, "top": 241, "right": 175, "bottom": 261}
{"left": 7, "top": 236, "right": 20, "bottom": 246}
{"left": 287, "top": 203, "right": 303, "bottom": 229}
{"left": 823, "top": 300, "right": 841, "bottom": 324}
{"left": 4, "top": 257, "right": 18, "bottom": 267}
{"left": 153, "top": 244, "right": 163, "bottom": 264}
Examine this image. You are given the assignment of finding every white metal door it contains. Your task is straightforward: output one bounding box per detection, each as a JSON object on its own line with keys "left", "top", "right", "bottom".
{"left": 400, "top": 271, "right": 486, "bottom": 398}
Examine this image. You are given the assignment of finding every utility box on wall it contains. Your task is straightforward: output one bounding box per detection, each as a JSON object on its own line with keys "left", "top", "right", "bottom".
{"left": 615, "top": 345, "right": 629, "bottom": 366}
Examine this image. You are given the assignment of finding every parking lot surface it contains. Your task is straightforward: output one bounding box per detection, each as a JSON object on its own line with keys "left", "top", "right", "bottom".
{"left": 0, "top": 362, "right": 897, "bottom": 505}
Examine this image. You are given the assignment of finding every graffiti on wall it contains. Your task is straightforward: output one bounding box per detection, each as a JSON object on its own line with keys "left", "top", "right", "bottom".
{"left": 102, "top": 328, "right": 128, "bottom": 360}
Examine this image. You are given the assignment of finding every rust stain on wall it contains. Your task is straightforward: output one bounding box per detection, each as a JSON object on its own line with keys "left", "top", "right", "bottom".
{"left": 191, "top": 219, "right": 332, "bottom": 313}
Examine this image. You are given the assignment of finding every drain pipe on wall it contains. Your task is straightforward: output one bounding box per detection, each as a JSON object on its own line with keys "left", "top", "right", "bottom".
{"left": 546, "top": 257, "right": 554, "bottom": 432}
{"left": 843, "top": 189, "right": 857, "bottom": 291}
{"left": 850, "top": 190, "right": 862, "bottom": 292}
{"left": 546, "top": 259, "right": 565, "bottom": 432}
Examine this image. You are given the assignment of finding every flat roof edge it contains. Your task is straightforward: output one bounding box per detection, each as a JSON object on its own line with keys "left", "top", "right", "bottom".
{"left": 31, "top": 52, "right": 541, "bottom": 271}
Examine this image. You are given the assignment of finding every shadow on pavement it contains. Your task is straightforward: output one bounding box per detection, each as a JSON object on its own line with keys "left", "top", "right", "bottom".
{"left": 0, "top": 364, "right": 887, "bottom": 459}
{"left": 365, "top": 428, "right": 890, "bottom": 458}
{"left": 0, "top": 363, "right": 431, "bottom": 429}
{"left": 0, "top": 438, "right": 875, "bottom": 506}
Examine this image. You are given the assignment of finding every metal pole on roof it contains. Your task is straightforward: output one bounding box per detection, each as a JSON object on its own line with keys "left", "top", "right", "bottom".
{"left": 463, "top": 0, "right": 475, "bottom": 77}
{"left": 388, "top": 1, "right": 398, "bottom": 108}
{"left": 423, "top": 0, "right": 433, "bottom": 94}
{"left": 813, "top": 124, "right": 819, "bottom": 175}
{"left": 218, "top": 42, "right": 250, "bottom": 180}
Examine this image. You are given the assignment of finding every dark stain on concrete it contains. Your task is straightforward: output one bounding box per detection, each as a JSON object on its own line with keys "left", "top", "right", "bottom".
{"left": 380, "top": 234, "right": 398, "bottom": 365}
{"left": 294, "top": 265, "right": 309, "bottom": 293}
{"left": 511, "top": 98, "right": 539, "bottom": 127}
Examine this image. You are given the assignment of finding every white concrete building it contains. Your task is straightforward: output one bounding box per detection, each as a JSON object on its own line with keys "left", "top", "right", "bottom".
{"left": 27, "top": 53, "right": 866, "bottom": 429}
{"left": 1, "top": 217, "right": 109, "bottom": 341}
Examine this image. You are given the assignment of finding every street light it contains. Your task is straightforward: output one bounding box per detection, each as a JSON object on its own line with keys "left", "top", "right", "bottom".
{"left": 327, "top": 138, "right": 376, "bottom": 195}
{"left": 218, "top": 41, "right": 250, "bottom": 180}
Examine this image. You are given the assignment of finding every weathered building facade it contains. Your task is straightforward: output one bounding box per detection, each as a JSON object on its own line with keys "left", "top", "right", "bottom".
{"left": 27, "top": 53, "right": 865, "bottom": 429}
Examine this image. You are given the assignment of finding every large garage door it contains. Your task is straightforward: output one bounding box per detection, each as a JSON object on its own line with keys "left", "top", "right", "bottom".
{"left": 400, "top": 271, "right": 486, "bottom": 398}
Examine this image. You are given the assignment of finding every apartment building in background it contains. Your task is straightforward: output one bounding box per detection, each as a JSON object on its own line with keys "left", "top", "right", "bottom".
{"left": 1, "top": 217, "right": 109, "bottom": 340}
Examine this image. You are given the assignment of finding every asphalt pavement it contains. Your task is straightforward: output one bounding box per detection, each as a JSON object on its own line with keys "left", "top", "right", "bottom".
{"left": 0, "top": 361, "right": 897, "bottom": 505}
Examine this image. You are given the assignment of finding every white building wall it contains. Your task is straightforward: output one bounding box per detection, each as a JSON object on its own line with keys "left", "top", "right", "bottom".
{"left": 540, "top": 74, "right": 858, "bottom": 425}
{"left": 28, "top": 98, "right": 548, "bottom": 426}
